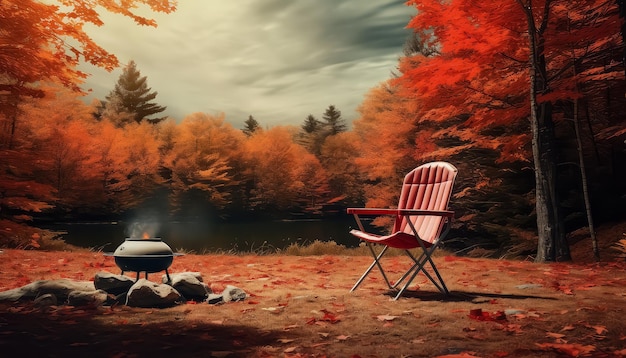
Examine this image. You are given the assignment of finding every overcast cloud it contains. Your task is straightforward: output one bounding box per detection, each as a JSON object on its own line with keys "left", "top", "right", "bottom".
{"left": 79, "top": 1, "right": 415, "bottom": 128}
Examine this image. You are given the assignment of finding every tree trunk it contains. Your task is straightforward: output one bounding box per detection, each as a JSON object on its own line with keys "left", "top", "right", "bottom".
{"left": 520, "top": 0, "right": 571, "bottom": 262}
{"left": 573, "top": 99, "right": 599, "bottom": 260}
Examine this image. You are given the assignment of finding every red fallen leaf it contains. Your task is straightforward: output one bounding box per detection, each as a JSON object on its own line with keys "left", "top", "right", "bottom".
{"left": 535, "top": 343, "right": 596, "bottom": 357}
{"left": 468, "top": 308, "right": 506, "bottom": 322}
{"left": 305, "top": 317, "right": 317, "bottom": 325}
{"left": 321, "top": 311, "right": 340, "bottom": 323}
{"left": 247, "top": 300, "right": 260, "bottom": 305}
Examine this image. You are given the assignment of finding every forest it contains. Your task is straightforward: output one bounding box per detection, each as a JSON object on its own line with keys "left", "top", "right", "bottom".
{"left": 1, "top": 0, "right": 625, "bottom": 262}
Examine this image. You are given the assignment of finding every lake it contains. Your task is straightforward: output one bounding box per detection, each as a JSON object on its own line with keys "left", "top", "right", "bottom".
{"left": 44, "top": 218, "right": 376, "bottom": 253}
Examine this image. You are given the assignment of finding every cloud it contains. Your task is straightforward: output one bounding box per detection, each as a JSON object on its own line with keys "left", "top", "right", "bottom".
{"left": 79, "top": 0, "right": 415, "bottom": 128}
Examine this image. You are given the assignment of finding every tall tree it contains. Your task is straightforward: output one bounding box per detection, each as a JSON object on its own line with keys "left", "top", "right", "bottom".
{"left": 104, "top": 60, "right": 167, "bottom": 125}
{"left": 398, "top": 0, "right": 623, "bottom": 261}
{"left": 1, "top": 0, "right": 176, "bottom": 145}
{"left": 297, "top": 114, "right": 323, "bottom": 154}
{"left": 302, "top": 114, "right": 321, "bottom": 133}
{"left": 242, "top": 115, "right": 260, "bottom": 136}
{"left": 0, "top": 0, "right": 175, "bottom": 246}
{"left": 322, "top": 105, "right": 347, "bottom": 135}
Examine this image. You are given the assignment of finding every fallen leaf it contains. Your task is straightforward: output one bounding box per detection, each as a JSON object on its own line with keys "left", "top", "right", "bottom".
{"left": 587, "top": 325, "right": 608, "bottom": 335}
{"left": 377, "top": 314, "right": 398, "bottom": 321}
{"left": 535, "top": 343, "right": 596, "bottom": 357}
{"left": 546, "top": 332, "right": 566, "bottom": 339}
{"left": 336, "top": 335, "right": 350, "bottom": 341}
{"left": 262, "top": 307, "right": 284, "bottom": 314}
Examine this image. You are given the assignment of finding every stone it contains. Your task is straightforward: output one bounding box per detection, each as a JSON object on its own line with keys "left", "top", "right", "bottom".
{"left": 67, "top": 289, "right": 108, "bottom": 307}
{"left": 126, "top": 279, "right": 182, "bottom": 308}
{"left": 222, "top": 285, "right": 246, "bottom": 302}
{"left": 207, "top": 293, "right": 224, "bottom": 305}
{"left": 163, "top": 272, "right": 210, "bottom": 301}
{"left": 94, "top": 271, "right": 135, "bottom": 295}
{"left": 0, "top": 279, "right": 95, "bottom": 302}
{"left": 33, "top": 293, "right": 57, "bottom": 308}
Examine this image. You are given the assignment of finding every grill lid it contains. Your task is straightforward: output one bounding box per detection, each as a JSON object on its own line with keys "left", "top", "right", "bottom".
{"left": 113, "top": 238, "right": 174, "bottom": 257}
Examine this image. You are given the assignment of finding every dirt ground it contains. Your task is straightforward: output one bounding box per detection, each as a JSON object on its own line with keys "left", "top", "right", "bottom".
{"left": 0, "top": 228, "right": 625, "bottom": 358}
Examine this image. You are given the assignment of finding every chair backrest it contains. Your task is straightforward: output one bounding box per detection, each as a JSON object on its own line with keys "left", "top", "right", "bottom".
{"left": 394, "top": 162, "right": 458, "bottom": 244}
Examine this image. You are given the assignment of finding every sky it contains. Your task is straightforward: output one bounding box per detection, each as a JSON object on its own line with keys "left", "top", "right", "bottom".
{"left": 79, "top": 1, "right": 416, "bottom": 129}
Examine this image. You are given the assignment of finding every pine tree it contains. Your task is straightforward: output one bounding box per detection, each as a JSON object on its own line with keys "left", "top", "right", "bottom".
{"left": 302, "top": 114, "right": 321, "bottom": 133}
{"left": 104, "top": 60, "right": 167, "bottom": 125}
{"left": 297, "top": 114, "right": 324, "bottom": 155}
{"left": 242, "top": 115, "right": 260, "bottom": 136}
{"left": 322, "top": 105, "right": 347, "bottom": 135}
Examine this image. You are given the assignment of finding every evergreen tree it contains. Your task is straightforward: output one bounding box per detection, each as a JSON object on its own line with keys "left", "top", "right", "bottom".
{"left": 242, "top": 115, "right": 260, "bottom": 136}
{"left": 103, "top": 60, "right": 167, "bottom": 125}
{"left": 322, "top": 105, "right": 346, "bottom": 135}
{"left": 301, "top": 114, "right": 321, "bottom": 133}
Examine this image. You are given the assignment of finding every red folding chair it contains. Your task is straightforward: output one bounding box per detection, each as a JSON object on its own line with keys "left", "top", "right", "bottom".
{"left": 347, "top": 162, "right": 457, "bottom": 300}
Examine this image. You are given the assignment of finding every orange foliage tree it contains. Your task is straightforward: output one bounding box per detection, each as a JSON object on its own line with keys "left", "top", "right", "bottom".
{"left": 243, "top": 126, "right": 329, "bottom": 213}
{"left": 395, "top": 0, "right": 624, "bottom": 261}
{"left": 162, "top": 113, "right": 246, "bottom": 213}
{"left": 0, "top": 0, "right": 176, "bottom": 247}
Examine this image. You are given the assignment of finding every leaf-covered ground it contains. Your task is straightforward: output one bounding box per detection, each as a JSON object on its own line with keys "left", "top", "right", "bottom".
{"left": 0, "top": 246, "right": 625, "bottom": 358}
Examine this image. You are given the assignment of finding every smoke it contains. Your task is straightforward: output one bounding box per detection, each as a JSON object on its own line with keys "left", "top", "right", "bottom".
{"left": 126, "top": 212, "right": 163, "bottom": 238}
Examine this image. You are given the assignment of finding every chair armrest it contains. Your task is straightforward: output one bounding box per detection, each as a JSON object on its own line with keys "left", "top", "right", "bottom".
{"left": 398, "top": 209, "right": 454, "bottom": 218}
{"left": 346, "top": 208, "right": 399, "bottom": 216}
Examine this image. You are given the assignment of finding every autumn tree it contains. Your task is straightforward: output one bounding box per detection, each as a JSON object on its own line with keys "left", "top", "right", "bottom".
{"left": 1, "top": 0, "right": 176, "bottom": 144}
{"left": 397, "top": 0, "right": 624, "bottom": 261}
{"left": 243, "top": 126, "right": 329, "bottom": 213}
{"left": 163, "top": 113, "right": 246, "bottom": 213}
{"left": 299, "top": 107, "right": 347, "bottom": 156}
{"left": 20, "top": 87, "right": 103, "bottom": 209}
{"left": 242, "top": 115, "right": 261, "bottom": 136}
{"left": 0, "top": 0, "right": 176, "bottom": 247}
{"left": 319, "top": 131, "right": 363, "bottom": 206}
{"left": 101, "top": 60, "right": 167, "bottom": 125}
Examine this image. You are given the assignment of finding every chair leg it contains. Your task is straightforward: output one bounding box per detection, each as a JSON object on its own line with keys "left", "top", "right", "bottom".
{"left": 394, "top": 249, "right": 449, "bottom": 300}
{"left": 351, "top": 244, "right": 393, "bottom": 292}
